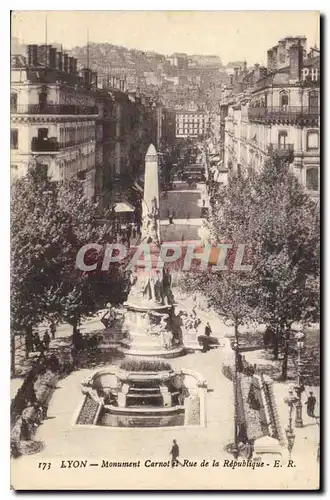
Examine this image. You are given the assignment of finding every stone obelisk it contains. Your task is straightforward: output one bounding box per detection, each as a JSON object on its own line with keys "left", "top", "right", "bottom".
{"left": 141, "top": 143, "right": 161, "bottom": 245}
{"left": 119, "top": 144, "right": 183, "bottom": 358}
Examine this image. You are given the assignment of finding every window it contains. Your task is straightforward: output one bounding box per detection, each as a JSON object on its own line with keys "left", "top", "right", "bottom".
{"left": 280, "top": 92, "right": 289, "bottom": 110}
{"left": 38, "top": 128, "right": 48, "bottom": 140}
{"left": 307, "top": 130, "right": 319, "bottom": 150}
{"left": 10, "top": 129, "right": 18, "bottom": 149}
{"left": 306, "top": 167, "right": 319, "bottom": 191}
{"left": 308, "top": 92, "right": 318, "bottom": 112}
{"left": 278, "top": 131, "right": 288, "bottom": 149}
{"left": 11, "top": 93, "right": 18, "bottom": 112}
{"left": 38, "top": 92, "right": 47, "bottom": 109}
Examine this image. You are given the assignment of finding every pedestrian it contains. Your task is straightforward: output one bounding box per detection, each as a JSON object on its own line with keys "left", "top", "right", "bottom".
{"left": 43, "top": 330, "right": 51, "bottom": 351}
{"left": 169, "top": 439, "right": 180, "bottom": 467}
{"left": 305, "top": 391, "right": 317, "bottom": 417}
{"left": 205, "top": 322, "right": 212, "bottom": 337}
{"left": 181, "top": 234, "right": 184, "bottom": 243}
{"left": 132, "top": 225, "right": 137, "bottom": 239}
{"left": 50, "top": 321, "right": 56, "bottom": 340}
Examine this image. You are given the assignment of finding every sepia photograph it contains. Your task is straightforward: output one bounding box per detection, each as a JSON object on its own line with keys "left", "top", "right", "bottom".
{"left": 10, "top": 10, "right": 320, "bottom": 490}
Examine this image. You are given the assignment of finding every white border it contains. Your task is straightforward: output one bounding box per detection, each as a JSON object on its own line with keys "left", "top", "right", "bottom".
{"left": 3, "top": 4, "right": 328, "bottom": 499}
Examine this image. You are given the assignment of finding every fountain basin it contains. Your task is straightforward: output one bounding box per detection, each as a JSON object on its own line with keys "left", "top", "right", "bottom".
{"left": 76, "top": 365, "right": 207, "bottom": 428}
{"left": 98, "top": 405, "right": 185, "bottom": 428}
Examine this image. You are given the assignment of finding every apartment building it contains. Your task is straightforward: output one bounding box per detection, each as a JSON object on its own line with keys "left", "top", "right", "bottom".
{"left": 175, "top": 110, "right": 211, "bottom": 139}
{"left": 11, "top": 44, "right": 176, "bottom": 207}
{"left": 223, "top": 37, "right": 320, "bottom": 197}
{"left": 11, "top": 44, "right": 99, "bottom": 198}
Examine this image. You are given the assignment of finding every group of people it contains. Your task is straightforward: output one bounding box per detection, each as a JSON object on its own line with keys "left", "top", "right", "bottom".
{"left": 30, "top": 328, "right": 54, "bottom": 355}
{"left": 109, "top": 220, "right": 141, "bottom": 248}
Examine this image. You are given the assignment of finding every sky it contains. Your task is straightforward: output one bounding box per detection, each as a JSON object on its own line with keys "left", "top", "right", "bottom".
{"left": 11, "top": 11, "right": 320, "bottom": 66}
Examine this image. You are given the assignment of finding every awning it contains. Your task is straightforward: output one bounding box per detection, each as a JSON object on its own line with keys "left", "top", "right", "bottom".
{"left": 114, "top": 201, "right": 135, "bottom": 213}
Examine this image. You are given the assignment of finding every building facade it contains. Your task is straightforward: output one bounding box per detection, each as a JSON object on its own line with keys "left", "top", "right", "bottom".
{"left": 11, "top": 44, "right": 177, "bottom": 206}
{"left": 223, "top": 37, "right": 320, "bottom": 197}
{"left": 11, "top": 44, "right": 99, "bottom": 198}
{"left": 175, "top": 110, "right": 211, "bottom": 139}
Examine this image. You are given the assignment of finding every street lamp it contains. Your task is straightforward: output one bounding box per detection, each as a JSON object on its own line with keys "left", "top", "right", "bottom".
{"left": 284, "top": 389, "right": 298, "bottom": 459}
{"left": 294, "top": 331, "right": 305, "bottom": 428}
{"left": 232, "top": 319, "right": 240, "bottom": 459}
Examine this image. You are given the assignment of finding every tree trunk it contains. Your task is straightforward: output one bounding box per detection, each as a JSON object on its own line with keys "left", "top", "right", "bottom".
{"left": 273, "top": 326, "right": 279, "bottom": 360}
{"left": 72, "top": 318, "right": 79, "bottom": 348}
{"left": 25, "top": 325, "right": 33, "bottom": 359}
{"left": 281, "top": 329, "right": 291, "bottom": 381}
{"left": 11, "top": 334, "right": 15, "bottom": 377}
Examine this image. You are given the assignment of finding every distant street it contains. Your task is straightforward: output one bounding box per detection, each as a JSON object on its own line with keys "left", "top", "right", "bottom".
{"left": 159, "top": 178, "right": 205, "bottom": 242}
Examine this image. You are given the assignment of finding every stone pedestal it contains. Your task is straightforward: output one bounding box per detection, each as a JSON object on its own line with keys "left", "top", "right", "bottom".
{"left": 118, "top": 383, "right": 129, "bottom": 408}
{"left": 160, "top": 385, "right": 172, "bottom": 407}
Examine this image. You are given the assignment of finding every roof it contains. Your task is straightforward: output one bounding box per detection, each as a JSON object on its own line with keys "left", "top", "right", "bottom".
{"left": 226, "top": 61, "right": 245, "bottom": 68}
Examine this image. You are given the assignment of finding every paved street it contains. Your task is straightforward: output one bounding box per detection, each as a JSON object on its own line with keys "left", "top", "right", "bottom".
{"left": 159, "top": 180, "right": 205, "bottom": 242}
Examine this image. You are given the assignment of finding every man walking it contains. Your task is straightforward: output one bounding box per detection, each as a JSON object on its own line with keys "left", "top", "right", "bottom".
{"left": 305, "top": 391, "right": 317, "bottom": 417}
{"left": 43, "top": 330, "right": 51, "bottom": 351}
{"left": 205, "top": 321, "right": 212, "bottom": 337}
{"left": 170, "top": 439, "right": 180, "bottom": 467}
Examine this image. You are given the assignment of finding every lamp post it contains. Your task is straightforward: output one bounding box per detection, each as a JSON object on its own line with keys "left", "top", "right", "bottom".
{"left": 232, "top": 319, "right": 239, "bottom": 459}
{"left": 284, "top": 389, "right": 298, "bottom": 460}
{"left": 294, "top": 331, "right": 305, "bottom": 428}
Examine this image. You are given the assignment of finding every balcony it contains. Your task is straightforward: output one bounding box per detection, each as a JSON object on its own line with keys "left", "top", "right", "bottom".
{"left": 248, "top": 106, "right": 319, "bottom": 124}
{"left": 12, "top": 104, "right": 99, "bottom": 116}
{"left": 31, "top": 137, "right": 60, "bottom": 152}
{"left": 268, "top": 143, "right": 294, "bottom": 162}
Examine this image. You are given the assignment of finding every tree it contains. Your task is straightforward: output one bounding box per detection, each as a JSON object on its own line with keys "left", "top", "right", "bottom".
{"left": 11, "top": 167, "right": 129, "bottom": 361}
{"left": 202, "top": 152, "right": 319, "bottom": 380}
{"left": 11, "top": 168, "right": 60, "bottom": 359}
{"left": 246, "top": 154, "right": 319, "bottom": 378}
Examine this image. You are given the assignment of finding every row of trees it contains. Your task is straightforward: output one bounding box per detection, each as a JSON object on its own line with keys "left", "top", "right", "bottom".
{"left": 11, "top": 168, "right": 130, "bottom": 374}
{"left": 181, "top": 153, "right": 320, "bottom": 380}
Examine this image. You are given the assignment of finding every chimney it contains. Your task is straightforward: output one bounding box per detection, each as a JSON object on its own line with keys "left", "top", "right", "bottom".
{"left": 254, "top": 63, "right": 260, "bottom": 81}
{"left": 49, "top": 48, "right": 57, "bottom": 68}
{"left": 267, "top": 49, "right": 273, "bottom": 72}
{"left": 56, "top": 51, "right": 63, "bottom": 71}
{"left": 68, "top": 57, "right": 76, "bottom": 74}
{"left": 27, "top": 44, "right": 38, "bottom": 66}
{"left": 289, "top": 43, "right": 302, "bottom": 81}
{"left": 230, "top": 74, "right": 233, "bottom": 85}
{"left": 37, "top": 44, "right": 51, "bottom": 66}
{"left": 81, "top": 67, "right": 92, "bottom": 86}
{"left": 63, "top": 53, "right": 69, "bottom": 72}
{"left": 243, "top": 61, "right": 247, "bottom": 72}
{"left": 234, "top": 67, "right": 239, "bottom": 81}
{"left": 277, "top": 40, "right": 286, "bottom": 69}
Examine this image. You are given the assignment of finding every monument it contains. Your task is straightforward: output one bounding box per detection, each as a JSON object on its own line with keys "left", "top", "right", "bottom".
{"left": 119, "top": 144, "right": 184, "bottom": 357}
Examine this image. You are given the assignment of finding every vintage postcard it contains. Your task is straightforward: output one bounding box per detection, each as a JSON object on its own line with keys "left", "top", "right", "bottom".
{"left": 10, "top": 10, "right": 320, "bottom": 490}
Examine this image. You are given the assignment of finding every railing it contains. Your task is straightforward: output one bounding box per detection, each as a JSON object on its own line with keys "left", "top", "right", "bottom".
{"left": 31, "top": 137, "right": 95, "bottom": 152}
{"left": 31, "top": 137, "right": 60, "bottom": 152}
{"left": 12, "top": 104, "right": 99, "bottom": 116}
{"left": 248, "top": 106, "right": 319, "bottom": 122}
{"left": 269, "top": 143, "right": 294, "bottom": 152}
